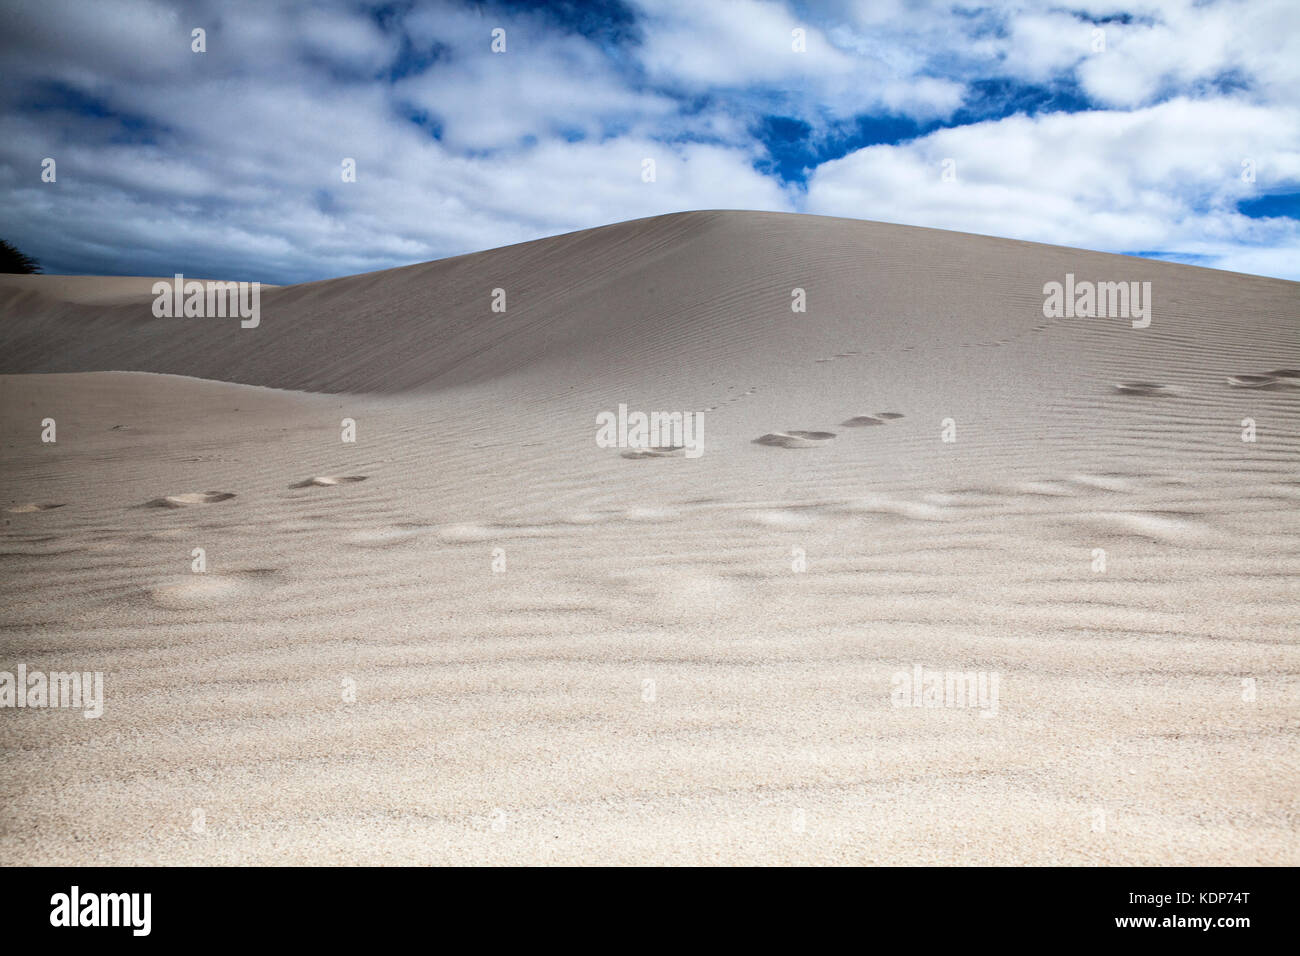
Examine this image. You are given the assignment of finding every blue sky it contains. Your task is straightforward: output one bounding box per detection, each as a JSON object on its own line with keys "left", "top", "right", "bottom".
{"left": 1, "top": 0, "right": 1297, "bottom": 284}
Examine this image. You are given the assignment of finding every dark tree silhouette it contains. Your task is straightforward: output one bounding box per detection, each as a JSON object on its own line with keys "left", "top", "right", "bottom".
{"left": 0, "top": 240, "right": 41, "bottom": 274}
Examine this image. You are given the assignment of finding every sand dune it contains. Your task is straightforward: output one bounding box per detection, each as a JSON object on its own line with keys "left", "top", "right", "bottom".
{"left": 1, "top": 211, "right": 1297, "bottom": 865}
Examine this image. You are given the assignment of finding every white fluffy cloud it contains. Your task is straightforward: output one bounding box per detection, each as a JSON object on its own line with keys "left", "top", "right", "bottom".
{"left": 0, "top": 0, "right": 1296, "bottom": 282}
{"left": 804, "top": 97, "right": 1300, "bottom": 275}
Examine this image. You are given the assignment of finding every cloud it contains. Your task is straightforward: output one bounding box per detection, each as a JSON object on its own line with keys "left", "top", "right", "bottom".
{"left": 392, "top": 22, "right": 677, "bottom": 151}
{"left": 0, "top": 0, "right": 1295, "bottom": 283}
{"left": 634, "top": 0, "right": 856, "bottom": 86}
{"left": 804, "top": 97, "right": 1300, "bottom": 277}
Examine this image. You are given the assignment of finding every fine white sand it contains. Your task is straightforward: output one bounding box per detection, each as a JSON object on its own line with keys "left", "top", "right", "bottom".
{"left": 1, "top": 211, "right": 1297, "bottom": 865}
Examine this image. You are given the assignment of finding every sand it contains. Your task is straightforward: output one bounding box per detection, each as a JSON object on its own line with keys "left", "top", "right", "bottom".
{"left": 0, "top": 210, "right": 1297, "bottom": 865}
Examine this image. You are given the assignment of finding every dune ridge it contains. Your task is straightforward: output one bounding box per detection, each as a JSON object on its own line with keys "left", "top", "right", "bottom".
{"left": 2, "top": 211, "right": 1295, "bottom": 394}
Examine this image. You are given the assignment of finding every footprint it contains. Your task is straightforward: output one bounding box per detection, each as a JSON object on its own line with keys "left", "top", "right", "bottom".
{"left": 746, "top": 509, "right": 815, "bottom": 528}
{"left": 621, "top": 446, "right": 684, "bottom": 459}
{"left": 1113, "top": 382, "right": 1176, "bottom": 396}
{"left": 437, "top": 523, "right": 496, "bottom": 543}
{"left": 144, "top": 492, "right": 236, "bottom": 508}
{"left": 1074, "top": 511, "right": 1206, "bottom": 544}
{"left": 1069, "top": 473, "right": 1134, "bottom": 493}
{"left": 754, "top": 431, "right": 836, "bottom": 448}
{"left": 560, "top": 512, "right": 606, "bottom": 526}
{"left": 841, "top": 412, "right": 904, "bottom": 427}
{"left": 837, "top": 494, "right": 948, "bottom": 521}
{"left": 6, "top": 503, "right": 66, "bottom": 513}
{"left": 290, "top": 475, "right": 368, "bottom": 488}
{"left": 146, "top": 568, "right": 279, "bottom": 608}
{"left": 1226, "top": 375, "right": 1277, "bottom": 389}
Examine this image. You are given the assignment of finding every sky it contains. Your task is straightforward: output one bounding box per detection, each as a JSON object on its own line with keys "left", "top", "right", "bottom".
{"left": 1, "top": 0, "right": 1298, "bottom": 284}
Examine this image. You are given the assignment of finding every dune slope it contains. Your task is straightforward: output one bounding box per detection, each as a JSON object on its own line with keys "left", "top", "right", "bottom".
{"left": 2, "top": 210, "right": 1295, "bottom": 394}
{"left": 1, "top": 211, "right": 1297, "bottom": 865}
